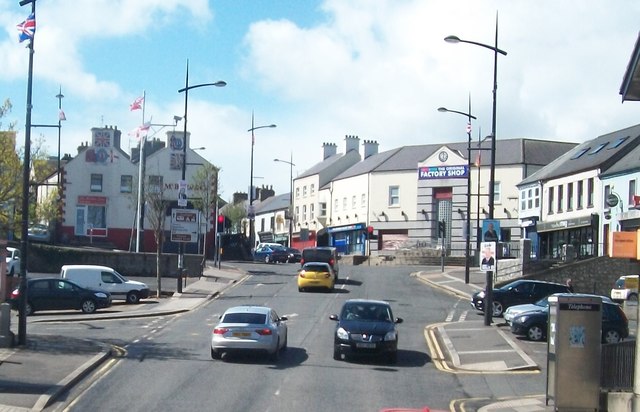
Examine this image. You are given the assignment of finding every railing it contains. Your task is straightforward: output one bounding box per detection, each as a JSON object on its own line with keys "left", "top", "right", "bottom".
{"left": 600, "top": 340, "right": 635, "bottom": 391}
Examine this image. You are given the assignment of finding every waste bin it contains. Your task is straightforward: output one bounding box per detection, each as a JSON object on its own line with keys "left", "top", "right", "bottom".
{"left": 546, "top": 294, "right": 602, "bottom": 410}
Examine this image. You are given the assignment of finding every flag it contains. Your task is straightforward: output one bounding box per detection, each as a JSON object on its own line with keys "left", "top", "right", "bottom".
{"left": 58, "top": 109, "right": 66, "bottom": 121}
{"left": 130, "top": 96, "right": 144, "bottom": 111}
{"left": 17, "top": 13, "right": 35, "bottom": 43}
{"left": 475, "top": 152, "right": 481, "bottom": 168}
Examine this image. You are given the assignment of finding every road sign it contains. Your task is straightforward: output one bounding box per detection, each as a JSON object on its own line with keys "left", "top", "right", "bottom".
{"left": 170, "top": 209, "right": 198, "bottom": 243}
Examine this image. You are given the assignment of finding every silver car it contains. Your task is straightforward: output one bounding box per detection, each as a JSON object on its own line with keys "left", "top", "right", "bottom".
{"left": 211, "top": 305, "right": 288, "bottom": 361}
{"left": 503, "top": 296, "right": 550, "bottom": 324}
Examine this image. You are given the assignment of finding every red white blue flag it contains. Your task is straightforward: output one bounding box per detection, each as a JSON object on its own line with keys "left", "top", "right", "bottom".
{"left": 17, "top": 13, "right": 35, "bottom": 43}
{"left": 130, "top": 96, "right": 144, "bottom": 111}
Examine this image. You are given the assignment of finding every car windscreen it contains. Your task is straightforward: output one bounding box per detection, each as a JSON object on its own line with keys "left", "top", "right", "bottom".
{"left": 222, "top": 313, "right": 267, "bottom": 324}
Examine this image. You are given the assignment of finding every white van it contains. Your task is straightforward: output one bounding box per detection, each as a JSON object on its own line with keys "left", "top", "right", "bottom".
{"left": 60, "top": 265, "right": 150, "bottom": 304}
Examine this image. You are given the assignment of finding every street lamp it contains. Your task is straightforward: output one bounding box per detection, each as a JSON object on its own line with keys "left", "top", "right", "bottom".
{"left": 438, "top": 100, "right": 476, "bottom": 285}
{"left": 247, "top": 114, "right": 276, "bottom": 250}
{"left": 445, "top": 14, "right": 507, "bottom": 327}
{"left": 177, "top": 59, "right": 226, "bottom": 292}
{"left": 274, "top": 154, "right": 295, "bottom": 247}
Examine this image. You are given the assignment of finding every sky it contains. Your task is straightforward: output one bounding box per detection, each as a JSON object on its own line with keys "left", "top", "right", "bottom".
{"left": 2, "top": 0, "right": 640, "bottom": 200}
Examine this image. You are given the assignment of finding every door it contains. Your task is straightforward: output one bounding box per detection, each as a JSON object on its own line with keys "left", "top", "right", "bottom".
{"left": 75, "top": 207, "right": 86, "bottom": 236}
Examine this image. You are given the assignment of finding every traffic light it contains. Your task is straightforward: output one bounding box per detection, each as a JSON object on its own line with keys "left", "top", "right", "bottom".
{"left": 438, "top": 220, "right": 446, "bottom": 238}
{"left": 217, "top": 214, "right": 225, "bottom": 233}
{"left": 366, "top": 225, "right": 374, "bottom": 240}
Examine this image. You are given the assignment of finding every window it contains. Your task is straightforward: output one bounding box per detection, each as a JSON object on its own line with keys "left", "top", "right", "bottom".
{"left": 361, "top": 194, "right": 366, "bottom": 207}
{"left": 527, "top": 189, "right": 533, "bottom": 209}
{"left": 352, "top": 196, "right": 356, "bottom": 209}
{"left": 493, "top": 182, "right": 501, "bottom": 204}
{"left": 120, "top": 175, "right": 133, "bottom": 193}
{"left": 334, "top": 199, "right": 339, "bottom": 211}
{"left": 557, "top": 185, "right": 564, "bottom": 212}
{"left": 629, "top": 180, "right": 636, "bottom": 205}
{"left": 389, "top": 186, "right": 399, "bottom": 206}
{"left": 534, "top": 188, "right": 540, "bottom": 208}
{"left": 521, "top": 191, "right": 526, "bottom": 210}
{"left": 295, "top": 206, "right": 299, "bottom": 220}
{"left": 90, "top": 174, "right": 103, "bottom": 192}
{"left": 604, "top": 185, "right": 611, "bottom": 206}
{"left": 310, "top": 203, "right": 315, "bottom": 220}
{"left": 609, "top": 136, "right": 628, "bottom": 149}
{"left": 296, "top": 187, "right": 300, "bottom": 199}
{"left": 587, "top": 178, "right": 594, "bottom": 207}
{"left": 148, "top": 175, "right": 163, "bottom": 193}
{"left": 548, "top": 187, "right": 555, "bottom": 214}
{"left": 342, "top": 197, "right": 347, "bottom": 210}
{"left": 319, "top": 202, "right": 326, "bottom": 216}
{"left": 577, "top": 181, "right": 584, "bottom": 209}
{"left": 588, "top": 143, "right": 607, "bottom": 154}
{"left": 567, "top": 183, "right": 573, "bottom": 211}
{"left": 571, "top": 148, "right": 589, "bottom": 159}
{"left": 303, "top": 186, "right": 307, "bottom": 197}
{"left": 302, "top": 205, "right": 307, "bottom": 222}
{"left": 310, "top": 184, "right": 315, "bottom": 195}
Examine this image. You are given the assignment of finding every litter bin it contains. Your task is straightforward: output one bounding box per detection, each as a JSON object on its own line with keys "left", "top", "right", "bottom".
{"left": 546, "top": 294, "right": 602, "bottom": 410}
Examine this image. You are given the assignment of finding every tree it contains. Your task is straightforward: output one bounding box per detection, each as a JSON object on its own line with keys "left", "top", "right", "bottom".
{"left": 190, "top": 164, "right": 220, "bottom": 263}
{"left": 144, "top": 179, "right": 170, "bottom": 298}
{"left": 225, "top": 202, "right": 247, "bottom": 234}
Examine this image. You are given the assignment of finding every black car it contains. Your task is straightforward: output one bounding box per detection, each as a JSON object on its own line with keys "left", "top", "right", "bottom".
{"left": 471, "top": 279, "right": 571, "bottom": 317}
{"left": 285, "top": 247, "right": 302, "bottom": 263}
{"left": 329, "top": 299, "right": 403, "bottom": 363}
{"left": 510, "top": 295, "right": 629, "bottom": 343}
{"left": 9, "top": 278, "right": 112, "bottom": 316}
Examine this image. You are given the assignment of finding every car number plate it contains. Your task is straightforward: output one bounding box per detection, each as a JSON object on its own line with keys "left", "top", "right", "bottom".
{"left": 356, "top": 342, "right": 376, "bottom": 349}
{"left": 232, "top": 332, "right": 251, "bottom": 337}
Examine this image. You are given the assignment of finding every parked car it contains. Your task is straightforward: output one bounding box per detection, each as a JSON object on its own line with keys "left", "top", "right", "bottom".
{"left": 252, "top": 245, "right": 289, "bottom": 263}
{"left": 503, "top": 296, "right": 552, "bottom": 324}
{"left": 59, "top": 264, "right": 150, "bottom": 304}
{"left": 210, "top": 305, "right": 288, "bottom": 361}
{"left": 285, "top": 247, "right": 302, "bottom": 263}
{"left": 329, "top": 299, "right": 403, "bottom": 363}
{"left": 27, "top": 224, "right": 52, "bottom": 243}
{"left": 9, "top": 278, "right": 112, "bottom": 316}
{"left": 298, "top": 262, "right": 335, "bottom": 292}
{"left": 301, "top": 247, "right": 340, "bottom": 279}
{"left": 471, "top": 279, "right": 571, "bottom": 317}
{"left": 510, "top": 294, "right": 628, "bottom": 343}
{"left": 610, "top": 274, "right": 639, "bottom": 303}
{"left": 5, "top": 247, "right": 20, "bottom": 276}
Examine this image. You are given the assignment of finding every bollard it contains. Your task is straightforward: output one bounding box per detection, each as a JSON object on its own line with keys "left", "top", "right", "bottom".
{"left": 0, "top": 303, "right": 14, "bottom": 348}
{"left": 177, "top": 271, "right": 183, "bottom": 294}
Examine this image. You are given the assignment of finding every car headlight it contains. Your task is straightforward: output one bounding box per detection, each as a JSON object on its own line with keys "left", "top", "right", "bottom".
{"left": 94, "top": 292, "right": 108, "bottom": 298}
{"left": 477, "top": 291, "right": 485, "bottom": 298}
{"left": 336, "top": 327, "right": 349, "bottom": 340}
{"left": 514, "top": 315, "right": 528, "bottom": 324}
{"left": 384, "top": 330, "right": 397, "bottom": 341}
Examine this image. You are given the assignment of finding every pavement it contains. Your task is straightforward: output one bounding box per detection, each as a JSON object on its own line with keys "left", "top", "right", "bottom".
{"left": 0, "top": 262, "right": 559, "bottom": 412}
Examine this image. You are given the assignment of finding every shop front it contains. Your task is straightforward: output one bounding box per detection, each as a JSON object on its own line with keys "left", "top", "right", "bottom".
{"left": 325, "top": 223, "right": 367, "bottom": 256}
{"left": 537, "top": 214, "right": 599, "bottom": 260}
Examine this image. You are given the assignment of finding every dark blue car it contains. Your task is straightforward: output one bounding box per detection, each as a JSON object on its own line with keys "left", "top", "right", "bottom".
{"left": 252, "top": 245, "right": 289, "bottom": 263}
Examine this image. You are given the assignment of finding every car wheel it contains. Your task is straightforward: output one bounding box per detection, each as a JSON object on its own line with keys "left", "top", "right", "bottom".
{"left": 281, "top": 334, "right": 288, "bottom": 351}
{"left": 25, "top": 302, "right": 33, "bottom": 316}
{"left": 126, "top": 291, "right": 140, "bottom": 304}
{"left": 333, "top": 346, "right": 341, "bottom": 361}
{"left": 211, "top": 348, "right": 221, "bottom": 360}
{"left": 603, "top": 329, "right": 622, "bottom": 344}
{"left": 492, "top": 301, "right": 504, "bottom": 317}
{"left": 527, "top": 324, "right": 545, "bottom": 341}
{"left": 298, "top": 287, "right": 304, "bottom": 292}
{"left": 387, "top": 351, "right": 398, "bottom": 364}
{"left": 270, "top": 339, "right": 280, "bottom": 361}
{"left": 81, "top": 299, "right": 97, "bottom": 314}
{"left": 629, "top": 293, "right": 638, "bottom": 302}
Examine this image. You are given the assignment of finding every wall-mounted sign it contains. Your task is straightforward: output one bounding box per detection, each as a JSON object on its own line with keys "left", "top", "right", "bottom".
{"left": 418, "top": 165, "right": 469, "bottom": 180}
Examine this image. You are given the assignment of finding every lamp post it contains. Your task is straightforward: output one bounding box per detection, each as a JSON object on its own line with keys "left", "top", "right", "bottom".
{"left": 445, "top": 13, "right": 507, "bottom": 327}
{"left": 177, "top": 59, "right": 226, "bottom": 292}
{"left": 438, "top": 99, "right": 476, "bottom": 285}
{"left": 274, "top": 154, "right": 295, "bottom": 247}
{"left": 247, "top": 114, "right": 276, "bottom": 250}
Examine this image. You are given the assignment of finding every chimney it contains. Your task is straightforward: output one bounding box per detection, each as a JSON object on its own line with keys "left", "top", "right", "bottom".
{"left": 345, "top": 135, "right": 360, "bottom": 153}
{"left": 363, "top": 140, "right": 379, "bottom": 159}
{"left": 233, "top": 192, "right": 248, "bottom": 204}
{"left": 322, "top": 142, "right": 337, "bottom": 160}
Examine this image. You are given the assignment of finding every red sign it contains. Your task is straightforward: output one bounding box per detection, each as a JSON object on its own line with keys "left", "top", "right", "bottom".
{"left": 78, "top": 196, "right": 107, "bottom": 205}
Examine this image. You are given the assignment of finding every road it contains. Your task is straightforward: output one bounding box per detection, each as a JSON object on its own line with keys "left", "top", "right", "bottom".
{"left": 30, "top": 262, "right": 548, "bottom": 411}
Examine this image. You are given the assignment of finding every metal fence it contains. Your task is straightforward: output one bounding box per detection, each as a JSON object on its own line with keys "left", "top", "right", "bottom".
{"left": 600, "top": 340, "right": 635, "bottom": 391}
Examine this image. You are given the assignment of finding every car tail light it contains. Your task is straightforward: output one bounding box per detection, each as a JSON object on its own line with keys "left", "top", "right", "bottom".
{"left": 10, "top": 289, "right": 19, "bottom": 299}
{"left": 299, "top": 271, "right": 306, "bottom": 278}
{"left": 255, "top": 328, "right": 272, "bottom": 335}
{"left": 213, "top": 327, "right": 229, "bottom": 335}
{"left": 300, "top": 258, "right": 305, "bottom": 265}
{"left": 324, "top": 272, "right": 331, "bottom": 278}
{"left": 329, "top": 258, "right": 335, "bottom": 266}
